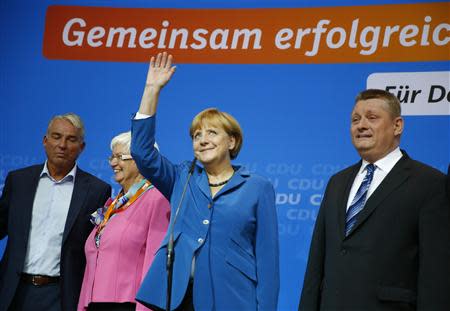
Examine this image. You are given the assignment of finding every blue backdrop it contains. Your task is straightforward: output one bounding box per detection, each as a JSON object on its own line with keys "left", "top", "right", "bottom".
{"left": 1, "top": 1, "right": 449, "bottom": 310}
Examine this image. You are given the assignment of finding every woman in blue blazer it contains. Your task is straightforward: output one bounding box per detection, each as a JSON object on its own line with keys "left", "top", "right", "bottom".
{"left": 131, "top": 52, "right": 279, "bottom": 311}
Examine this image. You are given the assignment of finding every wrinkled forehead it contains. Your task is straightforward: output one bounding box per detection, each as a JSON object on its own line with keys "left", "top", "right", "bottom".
{"left": 48, "top": 118, "right": 81, "bottom": 136}
{"left": 352, "top": 98, "right": 390, "bottom": 114}
{"left": 112, "top": 143, "right": 129, "bottom": 153}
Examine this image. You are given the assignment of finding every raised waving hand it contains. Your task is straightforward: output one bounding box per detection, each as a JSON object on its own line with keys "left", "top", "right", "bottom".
{"left": 138, "top": 52, "right": 176, "bottom": 116}
{"left": 146, "top": 52, "right": 176, "bottom": 89}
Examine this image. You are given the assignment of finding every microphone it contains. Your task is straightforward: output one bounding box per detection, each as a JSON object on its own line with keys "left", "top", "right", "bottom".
{"left": 188, "top": 157, "right": 197, "bottom": 174}
{"left": 166, "top": 157, "right": 197, "bottom": 311}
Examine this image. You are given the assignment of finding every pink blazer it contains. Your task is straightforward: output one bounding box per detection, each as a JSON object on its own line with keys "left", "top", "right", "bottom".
{"left": 77, "top": 187, "right": 170, "bottom": 311}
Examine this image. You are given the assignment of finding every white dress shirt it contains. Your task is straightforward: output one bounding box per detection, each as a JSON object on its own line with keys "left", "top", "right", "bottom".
{"left": 135, "top": 111, "right": 150, "bottom": 119}
{"left": 23, "top": 162, "right": 76, "bottom": 276}
{"left": 346, "top": 147, "right": 403, "bottom": 211}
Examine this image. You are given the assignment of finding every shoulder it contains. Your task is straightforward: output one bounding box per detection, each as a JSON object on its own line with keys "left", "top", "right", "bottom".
{"left": 329, "top": 163, "right": 359, "bottom": 182}
{"left": 405, "top": 157, "right": 446, "bottom": 182}
{"left": 141, "top": 185, "right": 168, "bottom": 202}
{"left": 134, "top": 186, "right": 170, "bottom": 218}
{"left": 180, "top": 160, "right": 195, "bottom": 171}
{"left": 247, "top": 172, "right": 272, "bottom": 186}
{"left": 7, "top": 164, "right": 43, "bottom": 179}
{"left": 240, "top": 169, "right": 274, "bottom": 191}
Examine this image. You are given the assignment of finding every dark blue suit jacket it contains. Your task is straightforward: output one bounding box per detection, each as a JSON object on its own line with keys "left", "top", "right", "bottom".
{"left": 0, "top": 164, "right": 111, "bottom": 311}
{"left": 299, "top": 153, "right": 450, "bottom": 311}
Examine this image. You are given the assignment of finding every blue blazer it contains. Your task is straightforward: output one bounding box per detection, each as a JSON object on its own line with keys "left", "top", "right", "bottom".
{"left": 132, "top": 116, "right": 279, "bottom": 311}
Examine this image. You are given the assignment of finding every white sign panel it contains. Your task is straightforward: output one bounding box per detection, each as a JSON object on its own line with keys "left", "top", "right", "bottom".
{"left": 367, "top": 71, "right": 450, "bottom": 116}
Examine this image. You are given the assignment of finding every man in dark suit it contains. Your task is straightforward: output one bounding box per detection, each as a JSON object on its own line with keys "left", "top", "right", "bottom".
{"left": 0, "top": 113, "right": 111, "bottom": 311}
{"left": 447, "top": 164, "right": 450, "bottom": 199}
{"left": 299, "top": 89, "right": 450, "bottom": 311}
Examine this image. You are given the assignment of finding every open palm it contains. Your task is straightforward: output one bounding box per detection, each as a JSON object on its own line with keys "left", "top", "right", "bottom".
{"left": 145, "top": 52, "right": 176, "bottom": 89}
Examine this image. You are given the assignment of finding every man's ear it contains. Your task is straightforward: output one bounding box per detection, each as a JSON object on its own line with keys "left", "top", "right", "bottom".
{"left": 393, "top": 117, "right": 404, "bottom": 136}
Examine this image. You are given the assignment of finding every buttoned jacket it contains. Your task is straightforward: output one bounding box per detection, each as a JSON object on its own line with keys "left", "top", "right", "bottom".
{"left": 299, "top": 152, "right": 450, "bottom": 311}
{"left": 131, "top": 116, "right": 280, "bottom": 311}
{"left": 77, "top": 186, "right": 170, "bottom": 311}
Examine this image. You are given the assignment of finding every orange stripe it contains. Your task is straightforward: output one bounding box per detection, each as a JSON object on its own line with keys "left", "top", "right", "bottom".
{"left": 43, "top": 3, "right": 450, "bottom": 64}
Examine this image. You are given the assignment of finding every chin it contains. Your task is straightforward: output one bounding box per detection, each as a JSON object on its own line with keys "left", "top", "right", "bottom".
{"left": 199, "top": 159, "right": 213, "bottom": 166}
{"left": 51, "top": 158, "right": 67, "bottom": 163}
{"left": 355, "top": 146, "right": 373, "bottom": 155}
{"left": 355, "top": 141, "right": 374, "bottom": 150}
{"left": 198, "top": 154, "right": 213, "bottom": 163}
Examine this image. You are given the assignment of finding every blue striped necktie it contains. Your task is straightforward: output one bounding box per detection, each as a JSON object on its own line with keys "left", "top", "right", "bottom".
{"left": 345, "top": 164, "right": 376, "bottom": 236}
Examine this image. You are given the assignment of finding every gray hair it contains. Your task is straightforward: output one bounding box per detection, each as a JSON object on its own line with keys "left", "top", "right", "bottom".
{"left": 47, "top": 113, "right": 85, "bottom": 141}
{"left": 110, "top": 131, "right": 159, "bottom": 153}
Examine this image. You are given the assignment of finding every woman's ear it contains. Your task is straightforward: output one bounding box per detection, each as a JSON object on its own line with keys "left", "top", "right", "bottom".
{"left": 228, "top": 135, "right": 236, "bottom": 151}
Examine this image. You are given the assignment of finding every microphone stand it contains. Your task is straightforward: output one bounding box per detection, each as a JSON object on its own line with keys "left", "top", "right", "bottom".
{"left": 166, "top": 158, "right": 197, "bottom": 311}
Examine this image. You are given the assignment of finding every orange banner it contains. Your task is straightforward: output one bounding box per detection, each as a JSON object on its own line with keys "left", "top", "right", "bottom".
{"left": 43, "top": 3, "right": 450, "bottom": 64}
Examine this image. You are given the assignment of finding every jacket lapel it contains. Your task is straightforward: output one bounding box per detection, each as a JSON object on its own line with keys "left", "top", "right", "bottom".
{"left": 345, "top": 153, "right": 411, "bottom": 237}
{"left": 62, "top": 168, "right": 90, "bottom": 244}
{"left": 18, "top": 165, "right": 44, "bottom": 248}
{"left": 194, "top": 169, "right": 211, "bottom": 200}
{"left": 212, "top": 166, "right": 249, "bottom": 200}
{"left": 338, "top": 164, "right": 360, "bottom": 240}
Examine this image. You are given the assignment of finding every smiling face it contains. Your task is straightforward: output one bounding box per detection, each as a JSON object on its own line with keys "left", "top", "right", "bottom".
{"left": 109, "top": 143, "right": 141, "bottom": 191}
{"left": 350, "top": 98, "right": 403, "bottom": 163}
{"left": 192, "top": 122, "right": 236, "bottom": 169}
{"left": 43, "top": 118, "right": 85, "bottom": 175}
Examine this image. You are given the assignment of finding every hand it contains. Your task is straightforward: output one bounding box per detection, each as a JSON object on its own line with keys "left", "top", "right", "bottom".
{"left": 138, "top": 52, "right": 176, "bottom": 115}
{"left": 145, "top": 52, "right": 176, "bottom": 90}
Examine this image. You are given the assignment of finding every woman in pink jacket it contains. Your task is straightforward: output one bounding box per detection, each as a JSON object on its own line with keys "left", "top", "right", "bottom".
{"left": 78, "top": 131, "right": 170, "bottom": 311}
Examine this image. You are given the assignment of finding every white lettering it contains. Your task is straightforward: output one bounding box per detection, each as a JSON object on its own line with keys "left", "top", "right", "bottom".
{"left": 231, "top": 28, "right": 262, "bottom": 49}
{"left": 275, "top": 28, "right": 293, "bottom": 49}
{"left": 62, "top": 18, "right": 86, "bottom": 46}
{"left": 399, "top": 25, "right": 419, "bottom": 47}
{"left": 432, "top": 23, "right": 450, "bottom": 46}
{"left": 87, "top": 26, "right": 105, "bottom": 47}
{"left": 360, "top": 26, "right": 380, "bottom": 55}
{"left": 210, "top": 29, "right": 229, "bottom": 49}
{"left": 106, "top": 27, "right": 137, "bottom": 48}
{"left": 191, "top": 28, "right": 208, "bottom": 49}
{"left": 139, "top": 28, "right": 157, "bottom": 49}
{"left": 326, "top": 27, "right": 346, "bottom": 48}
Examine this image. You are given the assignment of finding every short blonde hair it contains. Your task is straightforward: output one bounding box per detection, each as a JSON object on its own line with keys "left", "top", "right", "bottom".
{"left": 189, "top": 108, "right": 243, "bottom": 159}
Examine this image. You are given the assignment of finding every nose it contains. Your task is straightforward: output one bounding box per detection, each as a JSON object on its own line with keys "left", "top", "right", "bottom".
{"left": 357, "top": 117, "right": 369, "bottom": 130}
{"left": 57, "top": 138, "right": 68, "bottom": 149}
{"left": 110, "top": 159, "right": 121, "bottom": 171}
{"left": 198, "top": 135, "right": 209, "bottom": 145}
{"left": 109, "top": 156, "right": 119, "bottom": 166}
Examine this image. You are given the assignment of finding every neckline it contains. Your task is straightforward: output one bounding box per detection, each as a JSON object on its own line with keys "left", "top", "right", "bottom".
{"left": 208, "top": 178, "right": 231, "bottom": 187}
